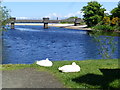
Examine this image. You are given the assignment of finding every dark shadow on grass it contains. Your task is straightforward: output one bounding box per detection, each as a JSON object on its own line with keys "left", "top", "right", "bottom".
{"left": 72, "top": 69, "right": 120, "bottom": 89}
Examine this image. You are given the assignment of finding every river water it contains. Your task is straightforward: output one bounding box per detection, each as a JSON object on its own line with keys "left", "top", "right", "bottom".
{"left": 2, "top": 25, "right": 120, "bottom": 64}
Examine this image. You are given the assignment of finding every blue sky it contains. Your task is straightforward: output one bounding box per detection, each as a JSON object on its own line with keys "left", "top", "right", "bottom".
{"left": 2, "top": 0, "right": 119, "bottom": 20}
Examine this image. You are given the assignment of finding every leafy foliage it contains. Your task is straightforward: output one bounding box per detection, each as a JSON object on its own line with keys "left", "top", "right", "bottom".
{"left": 102, "top": 17, "right": 111, "bottom": 25}
{"left": 91, "top": 1, "right": 120, "bottom": 31}
{"left": 81, "top": 1, "right": 106, "bottom": 27}
{"left": 0, "top": 1, "right": 10, "bottom": 29}
{"left": 111, "top": 1, "right": 120, "bottom": 18}
{"left": 93, "top": 16, "right": 120, "bottom": 31}
{"left": 111, "top": 17, "right": 119, "bottom": 26}
{"left": 92, "top": 25, "right": 114, "bottom": 31}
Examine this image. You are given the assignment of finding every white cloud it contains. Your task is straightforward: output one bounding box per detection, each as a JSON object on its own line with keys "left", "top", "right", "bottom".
{"left": 64, "top": 13, "right": 74, "bottom": 18}
{"left": 44, "top": 11, "right": 84, "bottom": 20}
{"left": 44, "top": 13, "right": 62, "bottom": 19}
{"left": 104, "top": 11, "right": 111, "bottom": 15}
{"left": 16, "top": 17, "right": 40, "bottom": 20}
{"left": 16, "top": 17, "right": 29, "bottom": 19}
{"left": 16, "top": 10, "right": 111, "bottom": 20}
{"left": 64, "top": 11, "right": 84, "bottom": 19}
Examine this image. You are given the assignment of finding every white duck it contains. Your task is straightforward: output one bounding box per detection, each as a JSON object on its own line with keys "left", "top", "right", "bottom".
{"left": 58, "top": 62, "right": 80, "bottom": 72}
{"left": 36, "top": 58, "right": 53, "bottom": 67}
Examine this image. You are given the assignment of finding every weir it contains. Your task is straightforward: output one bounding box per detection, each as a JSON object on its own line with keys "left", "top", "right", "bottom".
{"left": 10, "top": 17, "right": 82, "bottom": 29}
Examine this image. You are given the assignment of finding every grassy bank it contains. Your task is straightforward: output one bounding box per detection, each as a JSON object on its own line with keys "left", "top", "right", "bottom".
{"left": 1, "top": 59, "right": 120, "bottom": 89}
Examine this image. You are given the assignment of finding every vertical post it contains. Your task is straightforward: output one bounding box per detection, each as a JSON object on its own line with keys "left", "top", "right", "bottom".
{"left": 10, "top": 17, "right": 16, "bottom": 29}
{"left": 43, "top": 18, "right": 49, "bottom": 29}
{"left": 74, "top": 18, "right": 81, "bottom": 26}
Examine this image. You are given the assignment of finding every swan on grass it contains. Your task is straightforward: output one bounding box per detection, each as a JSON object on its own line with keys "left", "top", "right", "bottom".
{"left": 36, "top": 58, "right": 53, "bottom": 67}
{"left": 58, "top": 62, "right": 80, "bottom": 72}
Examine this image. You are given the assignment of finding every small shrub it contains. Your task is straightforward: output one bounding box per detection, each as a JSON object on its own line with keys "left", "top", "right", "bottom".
{"left": 113, "top": 26, "right": 120, "bottom": 31}
{"left": 118, "top": 18, "right": 120, "bottom": 26}
{"left": 111, "top": 17, "right": 119, "bottom": 25}
{"left": 102, "top": 17, "right": 111, "bottom": 25}
{"left": 92, "top": 25, "right": 114, "bottom": 31}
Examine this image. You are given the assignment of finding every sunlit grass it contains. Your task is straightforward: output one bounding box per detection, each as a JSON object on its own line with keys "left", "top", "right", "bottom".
{"left": 1, "top": 59, "right": 120, "bottom": 89}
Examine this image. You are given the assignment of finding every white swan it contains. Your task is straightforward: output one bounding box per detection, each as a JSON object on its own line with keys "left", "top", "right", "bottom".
{"left": 58, "top": 62, "right": 80, "bottom": 72}
{"left": 36, "top": 58, "right": 53, "bottom": 67}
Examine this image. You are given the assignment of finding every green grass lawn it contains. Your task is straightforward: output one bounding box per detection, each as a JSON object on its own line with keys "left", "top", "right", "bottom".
{"left": 1, "top": 59, "right": 120, "bottom": 89}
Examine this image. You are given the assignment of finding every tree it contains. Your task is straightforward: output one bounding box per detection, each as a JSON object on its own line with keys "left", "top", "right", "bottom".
{"left": 111, "top": 1, "right": 120, "bottom": 18}
{"left": 0, "top": 1, "right": 10, "bottom": 29}
{"left": 81, "top": 1, "right": 106, "bottom": 27}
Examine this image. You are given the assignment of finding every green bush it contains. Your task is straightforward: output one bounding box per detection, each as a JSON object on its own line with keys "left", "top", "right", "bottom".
{"left": 102, "top": 17, "right": 111, "bottom": 25}
{"left": 92, "top": 25, "right": 114, "bottom": 31}
{"left": 113, "top": 26, "right": 120, "bottom": 31}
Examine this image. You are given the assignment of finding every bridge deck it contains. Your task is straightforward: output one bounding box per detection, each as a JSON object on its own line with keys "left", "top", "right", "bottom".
{"left": 14, "top": 20, "right": 66, "bottom": 23}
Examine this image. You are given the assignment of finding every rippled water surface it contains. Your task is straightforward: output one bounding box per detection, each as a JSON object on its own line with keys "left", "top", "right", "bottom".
{"left": 2, "top": 25, "right": 119, "bottom": 64}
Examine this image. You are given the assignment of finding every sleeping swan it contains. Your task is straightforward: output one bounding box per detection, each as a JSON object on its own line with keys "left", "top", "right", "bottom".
{"left": 58, "top": 62, "right": 80, "bottom": 72}
{"left": 36, "top": 58, "right": 53, "bottom": 67}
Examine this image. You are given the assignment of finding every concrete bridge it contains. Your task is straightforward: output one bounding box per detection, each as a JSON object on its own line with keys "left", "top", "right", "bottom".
{"left": 10, "top": 17, "right": 82, "bottom": 29}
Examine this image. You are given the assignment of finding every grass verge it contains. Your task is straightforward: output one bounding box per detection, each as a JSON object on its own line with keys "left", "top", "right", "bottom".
{"left": 1, "top": 59, "right": 120, "bottom": 89}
